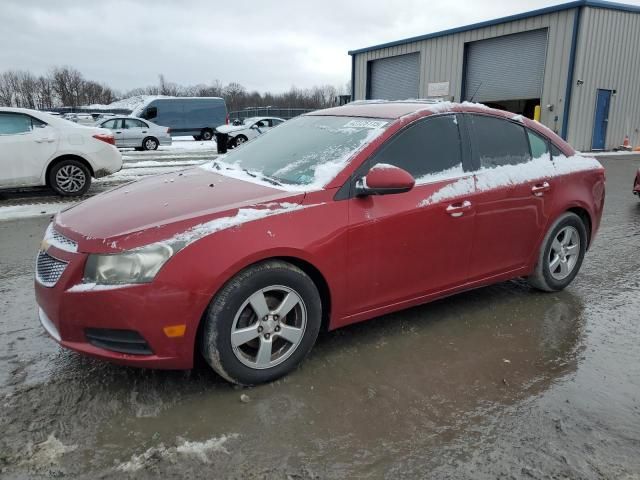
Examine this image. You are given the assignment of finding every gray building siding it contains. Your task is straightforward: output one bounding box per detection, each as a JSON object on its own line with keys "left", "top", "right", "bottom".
{"left": 568, "top": 6, "right": 640, "bottom": 150}
{"left": 353, "top": 9, "right": 577, "bottom": 137}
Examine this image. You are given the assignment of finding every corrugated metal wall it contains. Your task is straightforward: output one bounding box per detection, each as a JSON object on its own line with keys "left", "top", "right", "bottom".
{"left": 568, "top": 7, "right": 640, "bottom": 150}
{"left": 353, "top": 9, "right": 577, "bottom": 136}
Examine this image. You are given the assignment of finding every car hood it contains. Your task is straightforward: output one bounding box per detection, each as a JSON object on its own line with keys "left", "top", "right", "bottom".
{"left": 56, "top": 167, "right": 302, "bottom": 252}
{"left": 216, "top": 125, "right": 247, "bottom": 134}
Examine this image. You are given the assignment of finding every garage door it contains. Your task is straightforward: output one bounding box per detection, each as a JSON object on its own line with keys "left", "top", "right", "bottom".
{"left": 368, "top": 53, "right": 420, "bottom": 100}
{"left": 464, "top": 29, "right": 548, "bottom": 102}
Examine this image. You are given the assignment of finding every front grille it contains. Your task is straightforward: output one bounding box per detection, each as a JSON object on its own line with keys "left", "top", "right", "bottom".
{"left": 44, "top": 224, "right": 78, "bottom": 253}
{"left": 36, "top": 252, "right": 68, "bottom": 287}
{"left": 50, "top": 229, "right": 78, "bottom": 253}
{"left": 85, "top": 328, "right": 153, "bottom": 355}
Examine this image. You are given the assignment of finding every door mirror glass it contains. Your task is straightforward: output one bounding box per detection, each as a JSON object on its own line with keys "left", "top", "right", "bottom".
{"left": 356, "top": 164, "right": 415, "bottom": 197}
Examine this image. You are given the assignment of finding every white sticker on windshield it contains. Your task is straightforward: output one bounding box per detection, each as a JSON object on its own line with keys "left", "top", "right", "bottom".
{"left": 343, "top": 120, "right": 388, "bottom": 129}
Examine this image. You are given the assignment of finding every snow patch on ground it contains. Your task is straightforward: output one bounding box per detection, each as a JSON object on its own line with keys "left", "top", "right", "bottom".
{"left": 116, "top": 434, "right": 237, "bottom": 472}
{"left": 0, "top": 203, "right": 75, "bottom": 221}
{"left": 22, "top": 434, "right": 77, "bottom": 468}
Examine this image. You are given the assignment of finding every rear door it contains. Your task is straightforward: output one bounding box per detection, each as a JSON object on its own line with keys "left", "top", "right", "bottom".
{"left": 101, "top": 119, "right": 124, "bottom": 146}
{"left": 464, "top": 114, "right": 556, "bottom": 280}
{"left": 346, "top": 114, "right": 476, "bottom": 315}
{"left": 0, "top": 113, "right": 58, "bottom": 187}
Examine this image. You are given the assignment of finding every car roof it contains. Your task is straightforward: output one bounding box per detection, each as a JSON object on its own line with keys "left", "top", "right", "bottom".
{"left": 307, "top": 100, "right": 574, "bottom": 154}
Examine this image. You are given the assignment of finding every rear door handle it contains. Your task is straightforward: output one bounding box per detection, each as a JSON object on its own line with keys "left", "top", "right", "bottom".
{"left": 141, "top": 131, "right": 147, "bottom": 133}
{"left": 531, "top": 181, "right": 551, "bottom": 197}
{"left": 446, "top": 200, "right": 473, "bottom": 217}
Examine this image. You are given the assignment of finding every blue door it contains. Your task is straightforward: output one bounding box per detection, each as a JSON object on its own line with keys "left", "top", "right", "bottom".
{"left": 592, "top": 89, "right": 612, "bottom": 150}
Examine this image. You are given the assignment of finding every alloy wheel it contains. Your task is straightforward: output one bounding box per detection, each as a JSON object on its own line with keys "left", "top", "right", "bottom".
{"left": 548, "top": 226, "right": 580, "bottom": 280}
{"left": 55, "top": 165, "right": 86, "bottom": 193}
{"left": 230, "top": 285, "right": 307, "bottom": 369}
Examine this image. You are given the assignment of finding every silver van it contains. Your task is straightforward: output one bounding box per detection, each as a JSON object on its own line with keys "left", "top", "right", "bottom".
{"left": 131, "top": 97, "right": 227, "bottom": 141}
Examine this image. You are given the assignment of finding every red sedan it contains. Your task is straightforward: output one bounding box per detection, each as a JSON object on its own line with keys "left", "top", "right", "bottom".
{"left": 35, "top": 101, "right": 605, "bottom": 385}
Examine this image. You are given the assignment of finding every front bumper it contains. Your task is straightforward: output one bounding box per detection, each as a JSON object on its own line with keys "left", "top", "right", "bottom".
{"left": 34, "top": 245, "right": 206, "bottom": 370}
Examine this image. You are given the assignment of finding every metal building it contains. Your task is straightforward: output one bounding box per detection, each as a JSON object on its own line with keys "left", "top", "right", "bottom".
{"left": 348, "top": 0, "right": 640, "bottom": 151}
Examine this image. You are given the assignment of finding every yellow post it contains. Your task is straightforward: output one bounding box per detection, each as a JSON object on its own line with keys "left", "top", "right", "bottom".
{"left": 534, "top": 105, "right": 541, "bottom": 122}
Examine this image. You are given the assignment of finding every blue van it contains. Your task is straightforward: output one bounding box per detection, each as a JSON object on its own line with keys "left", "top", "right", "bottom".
{"left": 131, "top": 97, "right": 227, "bottom": 141}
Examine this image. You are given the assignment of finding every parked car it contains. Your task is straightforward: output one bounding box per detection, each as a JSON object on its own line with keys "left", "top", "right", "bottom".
{"left": 63, "top": 113, "right": 96, "bottom": 126}
{"left": 634, "top": 168, "right": 640, "bottom": 197}
{"left": 35, "top": 101, "right": 605, "bottom": 385}
{"left": 97, "top": 116, "right": 172, "bottom": 150}
{"left": 130, "top": 97, "right": 227, "bottom": 141}
{"left": 216, "top": 117, "right": 285, "bottom": 149}
{"left": 0, "top": 107, "right": 122, "bottom": 196}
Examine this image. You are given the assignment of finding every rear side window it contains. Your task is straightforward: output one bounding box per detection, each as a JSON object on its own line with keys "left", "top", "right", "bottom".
{"left": 102, "top": 119, "right": 119, "bottom": 129}
{"left": 124, "top": 119, "right": 146, "bottom": 129}
{"left": 0, "top": 113, "right": 34, "bottom": 135}
{"left": 370, "top": 114, "right": 463, "bottom": 180}
{"left": 469, "top": 115, "right": 532, "bottom": 168}
{"left": 527, "top": 130, "right": 550, "bottom": 159}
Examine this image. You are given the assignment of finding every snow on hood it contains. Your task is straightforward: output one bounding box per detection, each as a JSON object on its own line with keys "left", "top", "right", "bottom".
{"left": 215, "top": 124, "right": 248, "bottom": 134}
{"left": 419, "top": 154, "right": 603, "bottom": 207}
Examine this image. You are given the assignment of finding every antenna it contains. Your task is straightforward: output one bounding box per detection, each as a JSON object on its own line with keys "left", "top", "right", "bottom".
{"left": 469, "top": 82, "right": 483, "bottom": 102}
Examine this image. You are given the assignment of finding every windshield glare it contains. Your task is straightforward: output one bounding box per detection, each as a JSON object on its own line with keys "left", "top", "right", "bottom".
{"left": 219, "top": 115, "right": 389, "bottom": 187}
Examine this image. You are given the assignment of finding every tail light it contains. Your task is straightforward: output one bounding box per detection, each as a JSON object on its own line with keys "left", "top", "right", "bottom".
{"left": 226, "top": 114, "right": 229, "bottom": 125}
{"left": 93, "top": 133, "right": 115, "bottom": 146}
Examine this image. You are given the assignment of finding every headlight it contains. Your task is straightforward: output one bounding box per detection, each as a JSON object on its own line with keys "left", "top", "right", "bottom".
{"left": 84, "top": 243, "right": 178, "bottom": 285}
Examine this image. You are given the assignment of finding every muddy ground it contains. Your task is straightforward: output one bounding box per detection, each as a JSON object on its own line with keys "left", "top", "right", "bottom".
{"left": 1, "top": 155, "right": 639, "bottom": 479}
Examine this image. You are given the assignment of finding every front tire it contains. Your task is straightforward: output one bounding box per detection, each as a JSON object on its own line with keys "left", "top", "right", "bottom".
{"left": 527, "top": 212, "right": 587, "bottom": 292}
{"left": 49, "top": 159, "right": 91, "bottom": 196}
{"left": 200, "top": 260, "right": 322, "bottom": 385}
{"left": 232, "top": 135, "right": 248, "bottom": 148}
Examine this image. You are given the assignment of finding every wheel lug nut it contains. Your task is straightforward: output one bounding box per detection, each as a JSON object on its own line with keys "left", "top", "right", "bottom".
{"left": 262, "top": 316, "right": 268, "bottom": 321}
{"left": 274, "top": 315, "right": 279, "bottom": 320}
{"left": 275, "top": 326, "right": 280, "bottom": 332}
{"left": 258, "top": 326, "right": 263, "bottom": 333}
{"left": 264, "top": 333, "right": 270, "bottom": 339}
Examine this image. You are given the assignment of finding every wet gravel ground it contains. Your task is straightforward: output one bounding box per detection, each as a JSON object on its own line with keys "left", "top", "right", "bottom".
{"left": 1, "top": 155, "right": 639, "bottom": 479}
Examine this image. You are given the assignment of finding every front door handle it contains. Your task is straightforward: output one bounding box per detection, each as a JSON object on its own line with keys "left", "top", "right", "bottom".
{"left": 531, "top": 181, "right": 551, "bottom": 197}
{"left": 446, "top": 200, "right": 473, "bottom": 217}
{"left": 141, "top": 131, "right": 147, "bottom": 133}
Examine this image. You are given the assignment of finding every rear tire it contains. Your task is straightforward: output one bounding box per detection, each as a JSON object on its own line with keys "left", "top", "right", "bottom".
{"left": 200, "top": 260, "right": 322, "bottom": 386}
{"left": 49, "top": 159, "right": 91, "bottom": 197}
{"left": 527, "top": 212, "right": 587, "bottom": 292}
{"left": 232, "top": 135, "right": 248, "bottom": 148}
{"left": 142, "top": 137, "right": 159, "bottom": 151}
{"left": 201, "top": 129, "right": 214, "bottom": 141}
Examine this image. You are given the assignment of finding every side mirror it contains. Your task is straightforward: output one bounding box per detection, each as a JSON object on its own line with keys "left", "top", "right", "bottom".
{"left": 355, "top": 164, "right": 415, "bottom": 197}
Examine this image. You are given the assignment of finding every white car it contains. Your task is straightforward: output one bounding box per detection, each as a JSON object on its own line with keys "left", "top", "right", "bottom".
{"left": 0, "top": 107, "right": 122, "bottom": 196}
{"left": 217, "top": 116, "right": 285, "bottom": 148}
{"left": 63, "top": 113, "right": 96, "bottom": 126}
{"left": 97, "top": 116, "right": 172, "bottom": 150}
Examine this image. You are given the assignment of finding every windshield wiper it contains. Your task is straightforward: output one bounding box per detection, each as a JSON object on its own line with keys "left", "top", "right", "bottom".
{"left": 243, "top": 169, "right": 282, "bottom": 187}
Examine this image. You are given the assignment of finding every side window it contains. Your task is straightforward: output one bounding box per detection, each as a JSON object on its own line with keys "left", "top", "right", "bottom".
{"left": 0, "top": 113, "right": 33, "bottom": 135}
{"left": 527, "top": 130, "right": 550, "bottom": 159}
{"left": 550, "top": 143, "right": 563, "bottom": 158}
{"left": 124, "top": 119, "right": 145, "bottom": 129}
{"left": 369, "top": 115, "right": 463, "bottom": 180}
{"left": 469, "top": 115, "right": 532, "bottom": 168}
{"left": 273, "top": 119, "right": 284, "bottom": 126}
{"left": 143, "top": 106, "right": 157, "bottom": 120}
{"left": 102, "top": 119, "right": 118, "bottom": 129}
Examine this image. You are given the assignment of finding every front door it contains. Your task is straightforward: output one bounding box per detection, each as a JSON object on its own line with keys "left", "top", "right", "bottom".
{"left": 346, "top": 114, "right": 476, "bottom": 316}
{"left": 123, "top": 118, "right": 149, "bottom": 147}
{"left": 591, "top": 89, "right": 612, "bottom": 151}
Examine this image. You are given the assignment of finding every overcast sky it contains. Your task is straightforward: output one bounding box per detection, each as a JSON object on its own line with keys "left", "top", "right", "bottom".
{"left": 2, "top": 0, "right": 640, "bottom": 94}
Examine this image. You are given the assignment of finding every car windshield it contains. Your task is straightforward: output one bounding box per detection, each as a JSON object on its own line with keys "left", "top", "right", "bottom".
{"left": 212, "top": 115, "right": 389, "bottom": 188}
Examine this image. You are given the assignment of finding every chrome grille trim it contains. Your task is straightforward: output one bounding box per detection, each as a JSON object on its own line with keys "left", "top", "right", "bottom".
{"left": 44, "top": 224, "right": 78, "bottom": 253}
{"left": 36, "top": 252, "right": 68, "bottom": 287}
